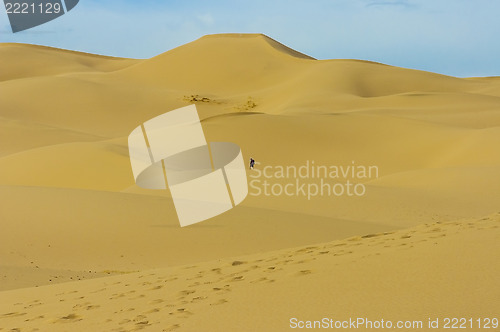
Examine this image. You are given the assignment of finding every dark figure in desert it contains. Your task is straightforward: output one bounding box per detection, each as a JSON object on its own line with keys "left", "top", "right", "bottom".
{"left": 249, "top": 158, "right": 255, "bottom": 170}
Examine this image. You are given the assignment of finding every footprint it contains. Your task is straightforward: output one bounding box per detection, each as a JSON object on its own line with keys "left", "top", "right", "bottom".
{"left": 183, "top": 265, "right": 198, "bottom": 270}
{"left": 191, "top": 296, "right": 207, "bottom": 303}
{"left": 296, "top": 246, "right": 318, "bottom": 253}
{"left": 361, "top": 234, "right": 379, "bottom": 239}
{"left": 149, "top": 285, "right": 163, "bottom": 290}
{"left": 86, "top": 305, "right": 100, "bottom": 310}
{"left": 1, "top": 312, "right": 27, "bottom": 318}
{"left": 251, "top": 277, "right": 273, "bottom": 284}
{"left": 231, "top": 276, "right": 244, "bottom": 282}
{"left": 164, "top": 324, "right": 180, "bottom": 331}
{"left": 212, "top": 286, "right": 231, "bottom": 293}
{"left": 119, "top": 319, "right": 131, "bottom": 325}
{"left": 90, "top": 288, "right": 106, "bottom": 294}
{"left": 132, "top": 315, "right": 149, "bottom": 324}
{"left": 132, "top": 294, "right": 146, "bottom": 299}
{"left": 24, "top": 315, "right": 45, "bottom": 322}
{"left": 296, "top": 258, "right": 315, "bottom": 264}
{"left": 109, "top": 293, "right": 125, "bottom": 300}
{"left": 231, "top": 261, "right": 246, "bottom": 266}
{"left": 165, "top": 277, "right": 178, "bottom": 282}
{"left": 179, "top": 290, "right": 196, "bottom": 296}
{"left": 169, "top": 308, "right": 193, "bottom": 317}
{"left": 210, "top": 299, "right": 228, "bottom": 306}
{"left": 56, "top": 313, "right": 81, "bottom": 323}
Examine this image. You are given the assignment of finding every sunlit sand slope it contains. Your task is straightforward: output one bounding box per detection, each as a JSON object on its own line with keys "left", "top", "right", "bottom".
{"left": 0, "top": 213, "right": 498, "bottom": 331}
{"left": 0, "top": 34, "right": 499, "bottom": 330}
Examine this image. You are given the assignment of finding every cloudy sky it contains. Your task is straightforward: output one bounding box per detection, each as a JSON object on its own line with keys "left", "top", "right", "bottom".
{"left": 1, "top": 0, "right": 499, "bottom": 77}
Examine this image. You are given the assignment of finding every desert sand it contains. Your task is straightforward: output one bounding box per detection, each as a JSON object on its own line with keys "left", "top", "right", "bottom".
{"left": 0, "top": 34, "right": 499, "bottom": 331}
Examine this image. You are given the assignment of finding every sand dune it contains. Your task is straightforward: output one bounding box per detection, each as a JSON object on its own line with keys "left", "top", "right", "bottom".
{"left": 0, "top": 213, "right": 498, "bottom": 331}
{"left": 0, "top": 33, "right": 499, "bottom": 330}
{"left": 0, "top": 184, "right": 391, "bottom": 290}
{"left": 0, "top": 43, "right": 140, "bottom": 82}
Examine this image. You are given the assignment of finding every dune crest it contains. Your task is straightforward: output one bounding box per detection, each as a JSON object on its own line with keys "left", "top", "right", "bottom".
{"left": 201, "top": 33, "right": 316, "bottom": 60}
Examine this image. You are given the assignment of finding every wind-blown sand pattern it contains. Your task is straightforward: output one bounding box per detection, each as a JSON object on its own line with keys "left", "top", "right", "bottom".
{"left": 1, "top": 34, "right": 499, "bottom": 331}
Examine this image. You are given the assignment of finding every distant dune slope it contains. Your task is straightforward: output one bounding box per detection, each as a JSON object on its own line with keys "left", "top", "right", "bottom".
{"left": 0, "top": 43, "right": 140, "bottom": 82}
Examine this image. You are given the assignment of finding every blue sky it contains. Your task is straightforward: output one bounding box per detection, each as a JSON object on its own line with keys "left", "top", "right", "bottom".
{"left": 1, "top": 0, "right": 499, "bottom": 77}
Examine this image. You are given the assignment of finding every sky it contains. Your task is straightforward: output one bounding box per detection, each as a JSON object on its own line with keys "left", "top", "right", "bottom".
{"left": 1, "top": 0, "right": 499, "bottom": 77}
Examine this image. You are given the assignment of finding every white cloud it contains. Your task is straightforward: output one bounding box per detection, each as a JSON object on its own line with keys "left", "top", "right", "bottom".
{"left": 196, "top": 13, "right": 214, "bottom": 26}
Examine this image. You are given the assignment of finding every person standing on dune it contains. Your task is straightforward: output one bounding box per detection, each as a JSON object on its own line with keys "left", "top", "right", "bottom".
{"left": 249, "top": 158, "right": 255, "bottom": 170}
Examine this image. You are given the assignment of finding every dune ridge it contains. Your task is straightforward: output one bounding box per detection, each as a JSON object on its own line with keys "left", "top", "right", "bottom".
{"left": 0, "top": 43, "right": 140, "bottom": 82}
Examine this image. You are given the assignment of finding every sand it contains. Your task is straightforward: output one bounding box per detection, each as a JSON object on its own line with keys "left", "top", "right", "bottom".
{"left": 0, "top": 34, "right": 499, "bottom": 331}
